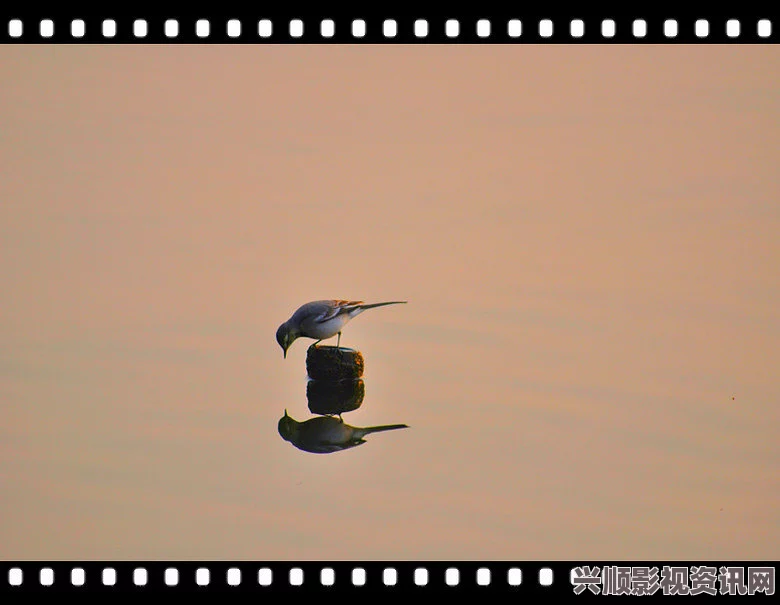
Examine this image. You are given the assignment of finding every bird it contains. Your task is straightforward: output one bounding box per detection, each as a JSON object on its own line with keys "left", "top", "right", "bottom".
{"left": 276, "top": 299, "right": 406, "bottom": 358}
{"left": 277, "top": 409, "right": 409, "bottom": 454}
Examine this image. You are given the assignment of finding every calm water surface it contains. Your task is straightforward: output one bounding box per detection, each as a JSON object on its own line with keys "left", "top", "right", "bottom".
{"left": 1, "top": 45, "right": 777, "bottom": 560}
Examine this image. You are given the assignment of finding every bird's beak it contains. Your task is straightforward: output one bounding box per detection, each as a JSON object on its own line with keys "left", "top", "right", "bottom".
{"left": 284, "top": 409, "right": 288, "bottom": 417}
{"left": 283, "top": 347, "right": 287, "bottom": 359}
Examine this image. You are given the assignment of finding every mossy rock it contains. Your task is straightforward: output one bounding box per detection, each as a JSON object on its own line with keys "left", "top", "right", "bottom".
{"left": 307, "top": 378, "right": 365, "bottom": 416}
{"left": 306, "top": 345, "right": 364, "bottom": 381}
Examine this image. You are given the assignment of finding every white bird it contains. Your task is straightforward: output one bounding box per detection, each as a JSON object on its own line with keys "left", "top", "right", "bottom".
{"left": 275, "top": 299, "right": 406, "bottom": 358}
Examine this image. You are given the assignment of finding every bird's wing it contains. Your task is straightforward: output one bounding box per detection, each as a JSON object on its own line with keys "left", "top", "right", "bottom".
{"left": 315, "top": 300, "right": 364, "bottom": 323}
{"left": 330, "top": 439, "right": 366, "bottom": 451}
{"left": 298, "top": 439, "right": 366, "bottom": 454}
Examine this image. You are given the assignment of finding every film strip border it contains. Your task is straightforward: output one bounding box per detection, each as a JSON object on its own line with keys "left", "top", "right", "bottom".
{"left": 1, "top": 15, "right": 776, "bottom": 43}
{"left": 2, "top": 562, "right": 776, "bottom": 595}
{"left": 4, "top": 562, "right": 544, "bottom": 595}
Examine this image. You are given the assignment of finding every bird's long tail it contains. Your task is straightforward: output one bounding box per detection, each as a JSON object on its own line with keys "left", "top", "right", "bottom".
{"left": 357, "top": 301, "right": 407, "bottom": 310}
{"left": 354, "top": 424, "right": 409, "bottom": 438}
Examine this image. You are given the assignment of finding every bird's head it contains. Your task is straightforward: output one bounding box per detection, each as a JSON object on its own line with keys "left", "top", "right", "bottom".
{"left": 278, "top": 409, "right": 298, "bottom": 441}
{"left": 276, "top": 323, "right": 297, "bottom": 358}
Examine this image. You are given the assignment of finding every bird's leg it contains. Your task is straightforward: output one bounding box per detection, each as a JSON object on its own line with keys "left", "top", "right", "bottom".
{"left": 311, "top": 339, "right": 322, "bottom": 349}
{"left": 336, "top": 331, "right": 341, "bottom": 350}
{"left": 336, "top": 332, "right": 344, "bottom": 364}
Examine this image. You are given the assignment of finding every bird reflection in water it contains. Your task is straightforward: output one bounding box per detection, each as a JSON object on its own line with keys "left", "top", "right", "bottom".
{"left": 278, "top": 409, "right": 408, "bottom": 454}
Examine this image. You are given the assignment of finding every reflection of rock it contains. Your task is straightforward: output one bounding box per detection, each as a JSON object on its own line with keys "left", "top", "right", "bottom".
{"left": 306, "top": 346, "right": 364, "bottom": 381}
{"left": 307, "top": 378, "right": 365, "bottom": 417}
{"left": 278, "top": 409, "right": 408, "bottom": 454}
